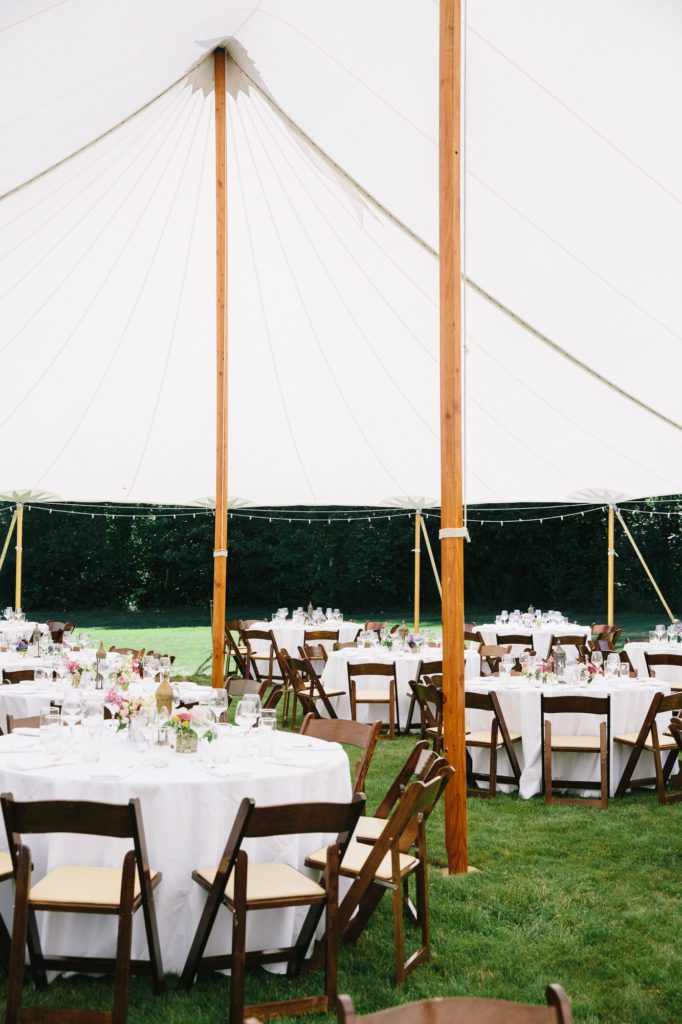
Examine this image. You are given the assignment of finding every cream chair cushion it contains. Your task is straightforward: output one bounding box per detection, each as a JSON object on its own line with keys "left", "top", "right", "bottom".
{"left": 466, "top": 728, "right": 521, "bottom": 747}
{"left": 0, "top": 851, "right": 12, "bottom": 878}
{"left": 307, "top": 841, "right": 417, "bottom": 883}
{"left": 353, "top": 816, "right": 387, "bottom": 842}
{"left": 353, "top": 690, "right": 393, "bottom": 703}
{"left": 614, "top": 732, "right": 678, "bottom": 750}
{"left": 197, "top": 862, "right": 324, "bottom": 903}
{"left": 548, "top": 734, "right": 602, "bottom": 752}
{"left": 30, "top": 865, "right": 158, "bottom": 907}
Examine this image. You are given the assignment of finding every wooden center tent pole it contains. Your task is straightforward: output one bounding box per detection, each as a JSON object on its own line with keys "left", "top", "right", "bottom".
{"left": 607, "top": 505, "right": 615, "bottom": 624}
{"left": 413, "top": 510, "right": 421, "bottom": 631}
{"left": 0, "top": 508, "right": 18, "bottom": 576}
{"left": 14, "top": 503, "right": 24, "bottom": 611}
{"left": 211, "top": 48, "right": 229, "bottom": 688}
{"left": 439, "top": 0, "right": 468, "bottom": 874}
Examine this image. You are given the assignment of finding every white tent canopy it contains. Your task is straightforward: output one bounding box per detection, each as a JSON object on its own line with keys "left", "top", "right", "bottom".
{"left": 1, "top": 0, "right": 681, "bottom": 506}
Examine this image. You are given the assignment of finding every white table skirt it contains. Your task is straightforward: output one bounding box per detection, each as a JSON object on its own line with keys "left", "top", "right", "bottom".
{"left": 320, "top": 648, "right": 481, "bottom": 727}
{"left": 477, "top": 623, "right": 591, "bottom": 659}
{"left": 623, "top": 641, "right": 682, "bottom": 680}
{"left": 249, "top": 620, "right": 362, "bottom": 658}
{"left": 465, "top": 677, "right": 675, "bottom": 798}
{"left": 0, "top": 728, "right": 351, "bottom": 975}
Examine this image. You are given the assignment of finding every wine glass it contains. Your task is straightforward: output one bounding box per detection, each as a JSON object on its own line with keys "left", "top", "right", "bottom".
{"left": 235, "top": 695, "right": 259, "bottom": 736}
{"left": 590, "top": 650, "right": 603, "bottom": 672}
{"left": 605, "top": 653, "right": 620, "bottom": 678}
{"left": 655, "top": 624, "right": 666, "bottom": 643}
{"left": 62, "top": 692, "right": 83, "bottom": 750}
{"left": 209, "top": 688, "right": 228, "bottom": 724}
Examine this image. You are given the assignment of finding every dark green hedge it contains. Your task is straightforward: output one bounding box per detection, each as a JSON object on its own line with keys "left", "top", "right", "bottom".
{"left": 0, "top": 501, "right": 679, "bottom": 618}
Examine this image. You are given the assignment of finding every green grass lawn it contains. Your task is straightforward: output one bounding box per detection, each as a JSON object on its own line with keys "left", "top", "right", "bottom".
{"left": 1, "top": 736, "right": 678, "bottom": 1023}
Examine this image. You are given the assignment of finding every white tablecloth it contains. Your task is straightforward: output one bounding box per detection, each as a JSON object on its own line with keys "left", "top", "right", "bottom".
{"left": 320, "top": 647, "right": 481, "bottom": 728}
{"left": 465, "top": 676, "right": 675, "bottom": 798}
{"left": 0, "top": 621, "right": 43, "bottom": 643}
{"left": 623, "top": 641, "right": 682, "bottom": 680}
{"left": 249, "top": 620, "right": 362, "bottom": 658}
{"left": 477, "top": 623, "right": 591, "bottom": 659}
{"left": 0, "top": 727, "right": 350, "bottom": 974}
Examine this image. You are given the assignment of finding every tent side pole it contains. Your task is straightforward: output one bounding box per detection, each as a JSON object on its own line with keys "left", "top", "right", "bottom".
{"left": 14, "top": 503, "right": 23, "bottom": 611}
{"left": 0, "top": 509, "right": 18, "bottom": 576}
{"left": 421, "top": 516, "right": 442, "bottom": 598}
{"left": 607, "top": 505, "right": 615, "bottom": 624}
{"left": 615, "top": 507, "right": 675, "bottom": 623}
{"left": 413, "top": 510, "right": 421, "bottom": 632}
{"left": 211, "top": 48, "right": 229, "bottom": 688}
{"left": 439, "top": 0, "right": 468, "bottom": 874}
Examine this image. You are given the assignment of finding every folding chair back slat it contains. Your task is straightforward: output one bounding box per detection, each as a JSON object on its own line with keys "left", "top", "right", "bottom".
{"left": 300, "top": 713, "right": 381, "bottom": 793}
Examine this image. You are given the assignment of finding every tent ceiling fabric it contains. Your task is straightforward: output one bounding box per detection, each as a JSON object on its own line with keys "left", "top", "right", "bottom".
{"left": 1, "top": 0, "right": 681, "bottom": 506}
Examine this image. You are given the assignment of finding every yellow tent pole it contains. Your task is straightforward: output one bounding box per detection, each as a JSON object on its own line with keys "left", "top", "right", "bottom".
{"left": 615, "top": 507, "right": 675, "bottom": 623}
{"left": 15, "top": 502, "right": 24, "bottom": 611}
{"left": 0, "top": 509, "right": 18, "bottom": 575}
{"left": 420, "top": 515, "right": 443, "bottom": 598}
{"left": 607, "top": 506, "right": 615, "bottom": 623}
{"left": 413, "top": 510, "right": 421, "bottom": 631}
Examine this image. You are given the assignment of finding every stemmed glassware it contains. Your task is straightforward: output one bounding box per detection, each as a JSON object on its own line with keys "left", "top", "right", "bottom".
{"left": 61, "top": 691, "right": 83, "bottom": 750}
{"left": 234, "top": 695, "right": 260, "bottom": 737}
{"left": 590, "top": 650, "right": 604, "bottom": 672}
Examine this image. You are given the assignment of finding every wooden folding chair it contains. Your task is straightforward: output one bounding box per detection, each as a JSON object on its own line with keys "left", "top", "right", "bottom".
{"left": 479, "top": 644, "right": 512, "bottom": 675}
{"left": 242, "top": 628, "right": 284, "bottom": 686}
{"left": 280, "top": 652, "right": 327, "bottom": 724}
{"left": 335, "top": 986, "right": 573, "bottom": 1024}
{"left": 465, "top": 690, "right": 522, "bottom": 797}
{"left": 226, "top": 678, "right": 269, "bottom": 704}
{"left": 614, "top": 691, "right": 682, "bottom": 804}
{"left": 299, "top": 647, "right": 344, "bottom": 714}
{"left": 495, "top": 633, "right": 534, "bottom": 657}
{"left": 408, "top": 679, "right": 444, "bottom": 752}
{"left": 541, "top": 695, "right": 611, "bottom": 809}
{"left": 179, "top": 794, "right": 364, "bottom": 1023}
{"left": 364, "top": 621, "right": 387, "bottom": 635}
{"left": 644, "top": 652, "right": 682, "bottom": 690}
{"left": 299, "top": 713, "right": 382, "bottom": 795}
{"left": 3, "top": 670, "right": 35, "bottom": 685}
{"left": 547, "top": 635, "right": 590, "bottom": 664}
{"left": 404, "top": 658, "right": 443, "bottom": 734}
{"left": 353, "top": 741, "right": 444, "bottom": 844}
{"left": 109, "top": 646, "right": 145, "bottom": 660}
{"left": 591, "top": 623, "right": 622, "bottom": 651}
{"left": 306, "top": 769, "right": 455, "bottom": 984}
{"left": 45, "top": 621, "right": 66, "bottom": 644}
{"left": 334, "top": 640, "right": 358, "bottom": 652}
{"left": 225, "top": 620, "right": 248, "bottom": 679}
{"left": 0, "top": 794, "right": 163, "bottom": 1024}
{"left": 303, "top": 630, "right": 339, "bottom": 652}
{"left": 347, "top": 662, "right": 399, "bottom": 739}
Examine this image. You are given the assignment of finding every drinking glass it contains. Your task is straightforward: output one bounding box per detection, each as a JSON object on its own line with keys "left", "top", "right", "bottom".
{"left": 81, "top": 703, "right": 104, "bottom": 762}
{"left": 62, "top": 692, "right": 83, "bottom": 750}
{"left": 79, "top": 632, "right": 91, "bottom": 649}
{"left": 649, "top": 630, "right": 657, "bottom": 645}
{"left": 235, "top": 695, "right": 259, "bottom": 736}
{"left": 40, "top": 710, "right": 62, "bottom": 757}
{"left": 667, "top": 625, "right": 677, "bottom": 645}
{"left": 501, "top": 610, "right": 509, "bottom": 624}
{"left": 159, "top": 656, "right": 171, "bottom": 677}
{"left": 590, "top": 651, "right": 603, "bottom": 672}
{"left": 260, "top": 708, "right": 277, "bottom": 732}
{"left": 605, "top": 653, "right": 620, "bottom": 678}
{"left": 210, "top": 688, "right": 228, "bottom": 723}
{"left": 618, "top": 663, "right": 630, "bottom": 680}
{"left": 655, "top": 624, "right": 666, "bottom": 643}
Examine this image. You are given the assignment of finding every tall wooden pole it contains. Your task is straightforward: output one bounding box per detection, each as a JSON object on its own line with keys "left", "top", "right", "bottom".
{"left": 14, "top": 503, "right": 24, "bottom": 611}
{"left": 211, "top": 48, "right": 229, "bottom": 688}
{"left": 413, "top": 510, "right": 421, "bottom": 632}
{"left": 439, "top": 0, "right": 468, "bottom": 873}
{"left": 0, "top": 509, "right": 18, "bottom": 576}
{"left": 607, "top": 506, "right": 615, "bottom": 624}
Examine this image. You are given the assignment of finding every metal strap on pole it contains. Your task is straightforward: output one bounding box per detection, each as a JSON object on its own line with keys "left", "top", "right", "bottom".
{"left": 614, "top": 507, "right": 676, "bottom": 623}
{"left": 439, "top": 526, "right": 470, "bottom": 541}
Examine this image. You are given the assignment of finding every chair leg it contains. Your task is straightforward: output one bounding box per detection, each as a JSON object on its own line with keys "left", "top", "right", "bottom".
{"left": 389, "top": 683, "right": 395, "bottom": 740}
{"left": 615, "top": 739, "right": 643, "bottom": 798}
{"left": 653, "top": 743, "right": 666, "bottom": 805}
{"left": 544, "top": 722, "right": 553, "bottom": 805}
{"left": 179, "top": 873, "right": 229, "bottom": 990}
{"left": 599, "top": 722, "right": 609, "bottom": 810}
{"left": 6, "top": 847, "right": 31, "bottom": 1022}
{"left": 324, "top": 846, "right": 340, "bottom": 1006}
{"left": 392, "top": 850, "right": 405, "bottom": 984}
{"left": 112, "top": 852, "right": 136, "bottom": 1024}
{"left": 0, "top": 908, "right": 10, "bottom": 974}
{"left": 229, "top": 853, "right": 248, "bottom": 1024}
{"left": 404, "top": 694, "right": 417, "bottom": 733}
{"left": 489, "top": 739, "right": 498, "bottom": 798}
{"left": 393, "top": 680, "right": 401, "bottom": 736}
{"left": 139, "top": 877, "right": 164, "bottom": 995}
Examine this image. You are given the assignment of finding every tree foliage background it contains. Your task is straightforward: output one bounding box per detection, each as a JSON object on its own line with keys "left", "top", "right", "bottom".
{"left": 1, "top": 501, "right": 680, "bottom": 618}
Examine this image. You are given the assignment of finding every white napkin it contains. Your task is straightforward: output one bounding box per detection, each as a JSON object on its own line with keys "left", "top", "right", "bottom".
{"left": 0, "top": 736, "right": 38, "bottom": 752}
{"left": 199, "top": 764, "right": 252, "bottom": 780}
{"left": 286, "top": 737, "right": 341, "bottom": 752}
{"left": 11, "top": 727, "right": 40, "bottom": 737}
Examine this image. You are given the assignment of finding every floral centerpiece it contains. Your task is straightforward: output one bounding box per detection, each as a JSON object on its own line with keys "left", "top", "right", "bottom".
{"left": 15, "top": 638, "right": 28, "bottom": 654}
{"left": 164, "top": 708, "right": 215, "bottom": 753}
{"left": 106, "top": 689, "right": 156, "bottom": 731}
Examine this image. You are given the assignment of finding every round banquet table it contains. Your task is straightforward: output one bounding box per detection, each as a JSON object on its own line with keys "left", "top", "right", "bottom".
{"left": 623, "top": 641, "right": 682, "bottom": 680}
{"left": 0, "top": 726, "right": 350, "bottom": 975}
{"left": 477, "top": 623, "right": 591, "bottom": 659}
{"left": 465, "top": 676, "right": 676, "bottom": 798}
{"left": 320, "top": 647, "right": 481, "bottom": 727}
{"left": 249, "top": 620, "right": 362, "bottom": 657}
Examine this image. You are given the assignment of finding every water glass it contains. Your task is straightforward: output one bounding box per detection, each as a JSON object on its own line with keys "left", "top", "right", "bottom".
{"left": 618, "top": 663, "right": 630, "bottom": 680}
{"left": 649, "top": 630, "right": 657, "bottom": 645}
{"left": 590, "top": 651, "right": 603, "bottom": 671}
{"left": 40, "top": 711, "right": 62, "bottom": 757}
{"left": 605, "top": 653, "right": 620, "bottom": 678}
